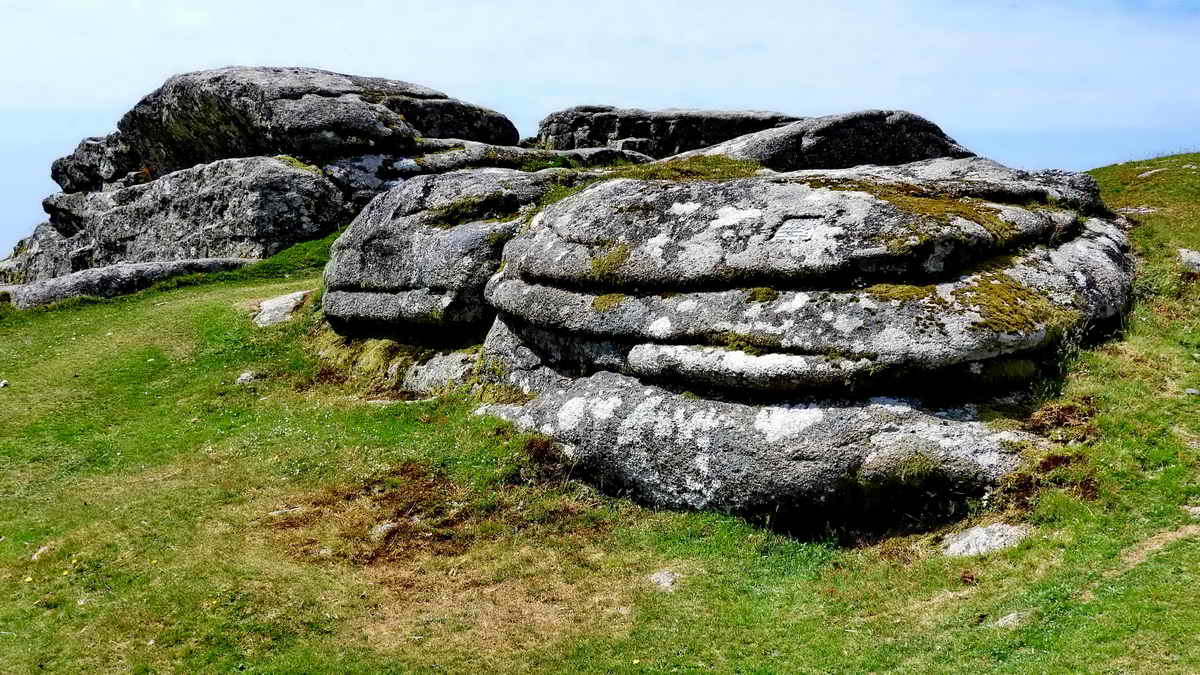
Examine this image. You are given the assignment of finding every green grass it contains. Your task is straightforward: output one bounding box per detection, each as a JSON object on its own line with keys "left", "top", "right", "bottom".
{"left": 1, "top": 155, "right": 1199, "bottom": 672}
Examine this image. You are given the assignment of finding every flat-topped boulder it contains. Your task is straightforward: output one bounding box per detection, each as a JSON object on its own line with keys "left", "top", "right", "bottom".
{"left": 324, "top": 167, "right": 601, "bottom": 332}
{"left": 674, "top": 109, "right": 974, "bottom": 171}
{"left": 30, "top": 156, "right": 345, "bottom": 281}
{"left": 2, "top": 259, "right": 251, "bottom": 309}
{"left": 534, "top": 106, "right": 800, "bottom": 158}
{"left": 52, "top": 66, "right": 518, "bottom": 193}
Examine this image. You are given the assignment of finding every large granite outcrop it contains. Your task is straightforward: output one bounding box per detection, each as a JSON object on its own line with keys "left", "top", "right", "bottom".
{"left": 674, "top": 109, "right": 974, "bottom": 171}
{"left": 52, "top": 67, "right": 518, "bottom": 193}
{"left": 18, "top": 157, "right": 344, "bottom": 281}
{"left": 534, "top": 106, "right": 800, "bottom": 158}
{"left": 476, "top": 153, "right": 1134, "bottom": 518}
{"left": 323, "top": 167, "right": 603, "bottom": 332}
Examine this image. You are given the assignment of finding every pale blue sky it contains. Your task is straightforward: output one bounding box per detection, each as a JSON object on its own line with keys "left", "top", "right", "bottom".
{"left": 2, "top": 0, "right": 1198, "bottom": 254}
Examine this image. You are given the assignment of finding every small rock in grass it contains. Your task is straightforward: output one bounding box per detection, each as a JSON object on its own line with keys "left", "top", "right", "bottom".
{"left": 993, "top": 611, "right": 1030, "bottom": 628}
{"left": 648, "top": 569, "right": 679, "bottom": 591}
{"left": 1185, "top": 389, "right": 1200, "bottom": 396}
{"left": 369, "top": 522, "right": 399, "bottom": 542}
{"left": 236, "top": 371, "right": 257, "bottom": 384}
{"left": 942, "top": 524, "right": 1029, "bottom": 557}
{"left": 267, "top": 506, "right": 304, "bottom": 517}
{"left": 253, "top": 290, "right": 312, "bottom": 327}
{"left": 1180, "top": 249, "right": 1200, "bottom": 274}
{"left": 31, "top": 545, "right": 51, "bottom": 561}
{"left": 0, "top": 380, "right": 8, "bottom": 388}
{"left": 1137, "top": 168, "right": 1169, "bottom": 178}
{"left": 1182, "top": 506, "right": 1200, "bottom": 520}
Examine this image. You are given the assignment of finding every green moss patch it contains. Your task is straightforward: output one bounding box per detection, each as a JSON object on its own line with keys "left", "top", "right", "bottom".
{"left": 273, "top": 155, "right": 322, "bottom": 175}
{"left": 591, "top": 293, "right": 626, "bottom": 312}
{"left": 862, "top": 283, "right": 942, "bottom": 303}
{"left": 588, "top": 243, "right": 632, "bottom": 280}
{"left": 744, "top": 287, "right": 781, "bottom": 303}
{"left": 801, "top": 178, "right": 1020, "bottom": 253}
{"left": 952, "top": 271, "right": 1078, "bottom": 334}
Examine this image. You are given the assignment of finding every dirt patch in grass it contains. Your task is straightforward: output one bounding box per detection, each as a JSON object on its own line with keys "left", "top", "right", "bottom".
{"left": 1115, "top": 524, "right": 1200, "bottom": 572}
{"left": 1023, "top": 395, "right": 1099, "bottom": 443}
{"left": 261, "top": 446, "right": 649, "bottom": 656}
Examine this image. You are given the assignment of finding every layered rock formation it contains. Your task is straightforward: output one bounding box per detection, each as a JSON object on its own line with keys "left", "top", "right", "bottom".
{"left": 534, "top": 106, "right": 800, "bottom": 158}
{"left": 52, "top": 66, "right": 517, "bottom": 193}
{"left": 475, "top": 145, "right": 1133, "bottom": 517}
{"left": 3, "top": 66, "right": 652, "bottom": 299}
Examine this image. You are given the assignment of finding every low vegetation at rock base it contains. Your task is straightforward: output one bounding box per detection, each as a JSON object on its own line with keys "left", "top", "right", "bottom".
{"left": 1, "top": 153, "right": 1198, "bottom": 672}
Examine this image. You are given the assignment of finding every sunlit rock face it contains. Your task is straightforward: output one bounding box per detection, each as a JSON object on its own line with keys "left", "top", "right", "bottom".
{"left": 476, "top": 136, "right": 1133, "bottom": 520}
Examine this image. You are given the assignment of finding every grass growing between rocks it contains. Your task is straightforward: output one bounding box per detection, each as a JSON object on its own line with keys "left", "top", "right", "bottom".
{"left": 0, "top": 154, "right": 1199, "bottom": 672}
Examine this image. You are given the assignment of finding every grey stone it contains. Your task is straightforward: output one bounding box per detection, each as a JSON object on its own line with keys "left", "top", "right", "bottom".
{"left": 941, "top": 523, "right": 1029, "bottom": 556}
{"left": 1185, "top": 389, "right": 1200, "bottom": 396}
{"left": 1182, "top": 505, "right": 1200, "bottom": 519}
{"left": 0, "top": 223, "right": 74, "bottom": 284}
{"left": 535, "top": 105, "right": 801, "bottom": 158}
{"left": 253, "top": 290, "right": 312, "bottom": 327}
{"left": 483, "top": 157, "right": 1133, "bottom": 394}
{"left": 1136, "top": 168, "right": 1168, "bottom": 179}
{"left": 647, "top": 569, "right": 679, "bottom": 591}
{"left": 481, "top": 370, "right": 1027, "bottom": 514}
{"left": 321, "top": 138, "right": 651, "bottom": 209}
{"left": 993, "top": 611, "right": 1030, "bottom": 628}
{"left": 52, "top": 66, "right": 517, "bottom": 192}
{"left": 236, "top": 371, "right": 258, "bottom": 384}
{"left": 369, "top": 521, "right": 399, "bottom": 542}
{"left": 3, "top": 258, "right": 252, "bottom": 309}
{"left": 1116, "top": 206, "right": 1159, "bottom": 215}
{"left": 266, "top": 506, "right": 305, "bottom": 517}
{"left": 673, "top": 109, "right": 974, "bottom": 171}
{"left": 402, "top": 352, "right": 477, "bottom": 394}
{"left": 0, "top": 380, "right": 8, "bottom": 388}
{"left": 324, "top": 167, "right": 598, "bottom": 330}
{"left": 1179, "top": 248, "right": 1200, "bottom": 274}
{"left": 35, "top": 156, "right": 344, "bottom": 280}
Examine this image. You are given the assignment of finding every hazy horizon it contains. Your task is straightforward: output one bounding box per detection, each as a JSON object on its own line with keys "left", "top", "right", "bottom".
{"left": 3, "top": 0, "right": 1198, "bottom": 255}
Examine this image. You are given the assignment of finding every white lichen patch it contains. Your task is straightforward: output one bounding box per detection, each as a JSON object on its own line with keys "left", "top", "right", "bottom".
{"left": 753, "top": 406, "right": 824, "bottom": 442}
{"left": 668, "top": 201, "right": 702, "bottom": 216}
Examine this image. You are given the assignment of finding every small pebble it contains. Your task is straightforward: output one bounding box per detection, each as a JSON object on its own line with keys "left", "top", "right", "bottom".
{"left": 1185, "top": 389, "right": 1200, "bottom": 396}
{"left": 236, "top": 371, "right": 257, "bottom": 384}
{"left": 0, "top": 380, "right": 8, "bottom": 388}
{"left": 648, "top": 569, "right": 679, "bottom": 591}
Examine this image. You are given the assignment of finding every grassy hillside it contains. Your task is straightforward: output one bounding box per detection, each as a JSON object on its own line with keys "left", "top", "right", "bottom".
{"left": 1, "top": 155, "right": 1198, "bottom": 673}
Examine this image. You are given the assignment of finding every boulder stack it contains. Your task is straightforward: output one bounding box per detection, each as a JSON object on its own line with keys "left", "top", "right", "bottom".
{"left": 474, "top": 123, "right": 1133, "bottom": 519}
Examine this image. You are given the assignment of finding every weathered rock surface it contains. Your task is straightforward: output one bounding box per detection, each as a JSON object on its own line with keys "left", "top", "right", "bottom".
{"left": 941, "top": 523, "right": 1029, "bottom": 556}
{"left": 53, "top": 66, "right": 517, "bottom": 193}
{"left": 30, "top": 156, "right": 345, "bottom": 280}
{"left": 675, "top": 110, "right": 974, "bottom": 171}
{"left": 253, "top": 290, "right": 312, "bottom": 327}
{"left": 402, "top": 352, "right": 476, "bottom": 394}
{"left": 483, "top": 157, "right": 1133, "bottom": 394}
{"left": 322, "top": 138, "right": 651, "bottom": 208}
{"left": 324, "top": 167, "right": 600, "bottom": 331}
{"left": 0, "top": 223, "right": 73, "bottom": 284}
{"left": 481, "top": 371, "right": 1027, "bottom": 513}
{"left": 2, "top": 258, "right": 251, "bottom": 309}
{"left": 473, "top": 150, "right": 1133, "bottom": 518}
{"left": 535, "top": 106, "right": 800, "bottom": 158}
